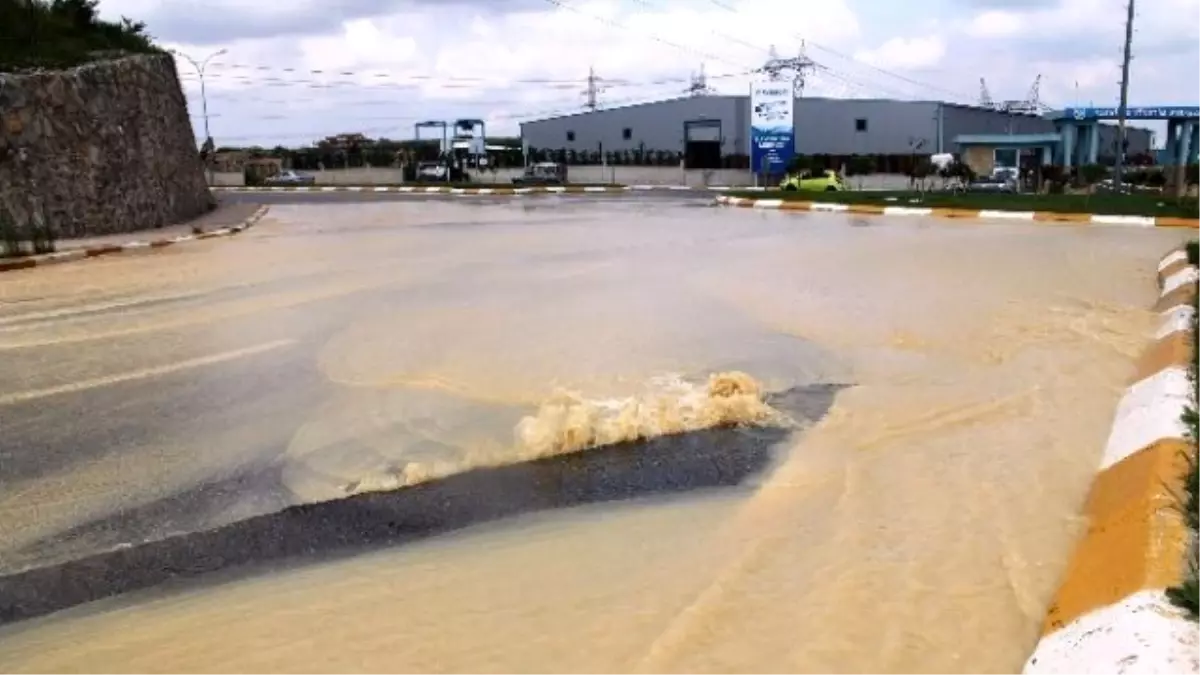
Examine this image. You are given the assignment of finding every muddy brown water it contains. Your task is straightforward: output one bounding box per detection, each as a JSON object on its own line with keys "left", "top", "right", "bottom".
{"left": 0, "top": 196, "right": 1190, "bottom": 672}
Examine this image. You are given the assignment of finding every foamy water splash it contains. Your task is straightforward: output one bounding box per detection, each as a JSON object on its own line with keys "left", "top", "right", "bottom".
{"left": 516, "top": 371, "right": 783, "bottom": 457}
{"left": 286, "top": 371, "right": 789, "bottom": 501}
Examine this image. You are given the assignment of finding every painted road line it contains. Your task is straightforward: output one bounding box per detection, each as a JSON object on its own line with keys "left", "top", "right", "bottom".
{"left": 809, "top": 202, "right": 850, "bottom": 212}
{"left": 0, "top": 339, "right": 296, "bottom": 406}
{"left": 751, "top": 199, "right": 783, "bottom": 209}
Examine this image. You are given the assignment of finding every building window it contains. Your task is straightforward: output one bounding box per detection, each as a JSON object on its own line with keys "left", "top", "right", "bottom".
{"left": 855, "top": 118, "right": 868, "bottom": 132}
{"left": 566, "top": 130, "right": 575, "bottom": 142}
{"left": 623, "top": 127, "right": 632, "bottom": 140}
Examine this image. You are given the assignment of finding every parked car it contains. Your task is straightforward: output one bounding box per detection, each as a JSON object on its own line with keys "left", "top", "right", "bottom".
{"left": 779, "top": 169, "right": 844, "bottom": 192}
{"left": 512, "top": 162, "right": 567, "bottom": 186}
{"left": 264, "top": 170, "right": 315, "bottom": 186}
{"left": 416, "top": 161, "right": 449, "bottom": 181}
{"left": 965, "top": 174, "right": 1017, "bottom": 193}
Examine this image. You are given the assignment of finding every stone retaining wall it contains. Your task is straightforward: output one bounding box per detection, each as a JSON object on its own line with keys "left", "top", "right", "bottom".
{"left": 0, "top": 54, "right": 213, "bottom": 238}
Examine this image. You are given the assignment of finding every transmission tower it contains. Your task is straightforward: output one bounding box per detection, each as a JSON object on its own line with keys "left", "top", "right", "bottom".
{"left": 978, "top": 78, "right": 994, "bottom": 109}
{"left": 581, "top": 66, "right": 606, "bottom": 112}
{"left": 755, "top": 43, "right": 816, "bottom": 97}
{"left": 685, "top": 63, "right": 716, "bottom": 97}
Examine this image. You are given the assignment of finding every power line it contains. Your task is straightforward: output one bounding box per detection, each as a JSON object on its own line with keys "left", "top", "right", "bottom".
{"left": 204, "top": 95, "right": 667, "bottom": 144}
{"left": 626, "top": 0, "right": 771, "bottom": 56}
{"left": 703, "top": 0, "right": 971, "bottom": 102}
{"left": 539, "top": 0, "right": 753, "bottom": 71}
{"left": 180, "top": 68, "right": 751, "bottom": 94}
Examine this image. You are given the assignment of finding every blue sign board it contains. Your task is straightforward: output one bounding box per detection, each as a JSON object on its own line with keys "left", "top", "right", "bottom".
{"left": 750, "top": 81, "right": 795, "bottom": 173}
{"left": 1060, "top": 106, "right": 1200, "bottom": 121}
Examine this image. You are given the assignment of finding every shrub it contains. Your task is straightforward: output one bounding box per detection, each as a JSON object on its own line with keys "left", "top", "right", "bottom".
{"left": 1079, "top": 163, "right": 1109, "bottom": 187}
{"left": 0, "top": 0, "right": 161, "bottom": 71}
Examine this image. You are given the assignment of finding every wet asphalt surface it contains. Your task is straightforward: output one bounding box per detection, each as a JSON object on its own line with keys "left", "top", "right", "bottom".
{"left": 0, "top": 192, "right": 843, "bottom": 625}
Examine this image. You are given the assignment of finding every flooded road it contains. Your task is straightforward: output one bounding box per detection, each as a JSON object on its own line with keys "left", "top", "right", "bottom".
{"left": 0, "top": 195, "right": 1190, "bottom": 672}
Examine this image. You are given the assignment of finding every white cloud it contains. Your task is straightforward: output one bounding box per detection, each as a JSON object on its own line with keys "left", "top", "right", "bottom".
{"left": 853, "top": 36, "right": 946, "bottom": 71}
{"left": 96, "top": 0, "right": 1199, "bottom": 146}
{"left": 965, "top": 10, "right": 1023, "bottom": 38}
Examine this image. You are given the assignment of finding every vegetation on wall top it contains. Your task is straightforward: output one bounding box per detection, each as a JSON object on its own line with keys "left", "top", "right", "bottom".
{"left": 0, "top": 0, "right": 160, "bottom": 72}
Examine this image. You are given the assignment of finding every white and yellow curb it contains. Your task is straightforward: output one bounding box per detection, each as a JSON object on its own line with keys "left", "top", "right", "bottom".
{"left": 713, "top": 194, "right": 1200, "bottom": 228}
{"left": 1022, "top": 245, "right": 1198, "bottom": 674}
{"left": 0, "top": 205, "right": 270, "bottom": 275}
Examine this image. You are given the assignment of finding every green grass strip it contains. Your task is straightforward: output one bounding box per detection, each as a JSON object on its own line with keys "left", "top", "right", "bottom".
{"left": 1167, "top": 240, "right": 1199, "bottom": 620}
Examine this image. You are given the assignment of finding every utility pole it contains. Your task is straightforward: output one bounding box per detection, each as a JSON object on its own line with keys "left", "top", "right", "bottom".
{"left": 172, "top": 48, "right": 227, "bottom": 185}
{"left": 1114, "top": 0, "right": 1135, "bottom": 189}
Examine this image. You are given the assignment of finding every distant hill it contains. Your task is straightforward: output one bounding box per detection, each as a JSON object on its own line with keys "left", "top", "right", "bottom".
{"left": 0, "top": 0, "right": 160, "bottom": 72}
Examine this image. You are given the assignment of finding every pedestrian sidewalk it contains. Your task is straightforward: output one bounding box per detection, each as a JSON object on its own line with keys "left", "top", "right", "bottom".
{"left": 56, "top": 203, "right": 262, "bottom": 252}
{"left": 1, "top": 204, "right": 269, "bottom": 274}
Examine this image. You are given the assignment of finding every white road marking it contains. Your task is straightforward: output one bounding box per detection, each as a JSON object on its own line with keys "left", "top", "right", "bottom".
{"left": 0, "top": 339, "right": 296, "bottom": 406}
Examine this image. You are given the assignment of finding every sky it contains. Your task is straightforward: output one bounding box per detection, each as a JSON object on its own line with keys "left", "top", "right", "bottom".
{"left": 96, "top": 0, "right": 1200, "bottom": 148}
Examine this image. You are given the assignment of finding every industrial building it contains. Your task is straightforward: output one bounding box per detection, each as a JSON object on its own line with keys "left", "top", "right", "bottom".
{"left": 519, "top": 96, "right": 1153, "bottom": 171}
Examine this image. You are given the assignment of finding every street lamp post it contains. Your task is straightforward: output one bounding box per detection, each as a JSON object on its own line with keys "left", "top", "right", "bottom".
{"left": 172, "top": 48, "right": 227, "bottom": 184}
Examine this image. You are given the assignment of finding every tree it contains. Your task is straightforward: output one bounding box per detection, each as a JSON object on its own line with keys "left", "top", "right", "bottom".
{"left": 786, "top": 154, "right": 813, "bottom": 176}
{"left": 1, "top": 0, "right": 160, "bottom": 70}
{"left": 1188, "top": 163, "right": 1199, "bottom": 188}
{"left": 937, "top": 159, "right": 973, "bottom": 191}
{"left": 909, "top": 158, "right": 935, "bottom": 193}
{"left": 845, "top": 154, "right": 874, "bottom": 190}
{"left": 1039, "top": 165, "right": 1068, "bottom": 194}
{"left": 1079, "top": 163, "right": 1109, "bottom": 190}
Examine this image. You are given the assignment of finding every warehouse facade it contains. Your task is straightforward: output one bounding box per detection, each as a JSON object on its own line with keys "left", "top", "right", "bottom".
{"left": 519, "top": 96, "right": 1152, "bottom": 167}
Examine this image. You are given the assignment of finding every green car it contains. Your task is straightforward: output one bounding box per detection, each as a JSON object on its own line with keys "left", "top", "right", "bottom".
{"left": 779, "top": 169, "right": 845, "bottom": 192}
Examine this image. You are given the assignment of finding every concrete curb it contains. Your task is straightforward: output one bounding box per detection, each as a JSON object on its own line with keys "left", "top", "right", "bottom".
{"left": 1022, "top": 246, "right": 1198, "bottom": 674}
{"left": 0, "top": 205, "right": 270, "bottom": 275}
{"left": 712, "top": 194, "right": 1200, "bottom": 228}
{"left": 209, "top": 185, "right": 763, "bottom": 194}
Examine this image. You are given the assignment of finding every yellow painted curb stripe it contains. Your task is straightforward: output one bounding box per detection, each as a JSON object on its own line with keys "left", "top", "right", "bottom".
{"left": 1155, "top": 282, "right": 1198, "bottom": 313}
{"left": 1132, "top": 330, "right": 1195, "bottom": 383}
{"left": 714, "top": 196, "right": 1199, "bottom": 227}
{"left": 1039, "top": 438, "right": 1191, "bottom": 634}
{"left": 1032, "top": 211, "right": 1092, "bottom": 222}
{"left": 1155, "top": 217, "right": 1200, "bottom": 228}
